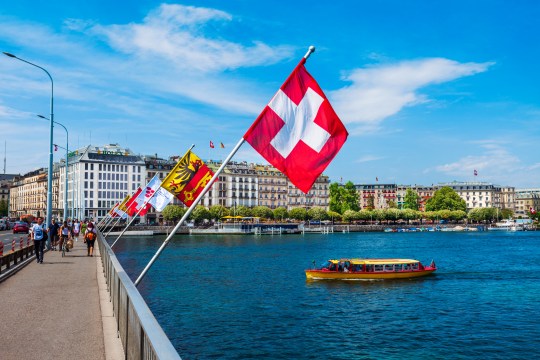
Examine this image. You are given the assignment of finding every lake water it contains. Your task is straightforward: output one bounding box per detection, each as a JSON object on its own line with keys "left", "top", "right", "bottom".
{"left": 111, "top": 231, "right": 540, "bottom": 359}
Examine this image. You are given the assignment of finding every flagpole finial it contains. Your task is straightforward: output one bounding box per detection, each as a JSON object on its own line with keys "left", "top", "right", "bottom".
{"left": 304, "top": 46, "right": 316, "bottom": 60}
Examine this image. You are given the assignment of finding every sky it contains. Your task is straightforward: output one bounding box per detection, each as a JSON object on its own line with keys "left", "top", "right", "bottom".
{"left": 1, "top": 0, "right": 540, "bottom": 188}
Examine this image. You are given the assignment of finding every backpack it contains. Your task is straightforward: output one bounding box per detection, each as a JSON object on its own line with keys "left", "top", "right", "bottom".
{"left": 86, "top": 231, "right": 96, "bottom": 241}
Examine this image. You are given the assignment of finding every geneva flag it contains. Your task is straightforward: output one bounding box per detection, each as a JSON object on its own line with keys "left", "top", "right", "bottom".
{"left": 161, "top": 151, "right": 214, "bottom": 207}
{"left": 244, "top": 58, "right": 348, "bottom": 193}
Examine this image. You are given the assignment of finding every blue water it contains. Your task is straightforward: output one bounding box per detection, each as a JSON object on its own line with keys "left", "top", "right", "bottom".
{"left": 111, "top": 231, "right": 540, "bottom": 359}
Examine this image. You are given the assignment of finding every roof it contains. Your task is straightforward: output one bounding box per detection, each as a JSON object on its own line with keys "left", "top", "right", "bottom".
{"left": 329, "top": 259, "right": 419, "bottom": 265}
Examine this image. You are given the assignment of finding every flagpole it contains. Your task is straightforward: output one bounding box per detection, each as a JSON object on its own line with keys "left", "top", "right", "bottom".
{"left": 134, "top": 137, "right": 246, "bottom": 286}
{"left": 104, "top": 216, "right": 123, "bottom": 237}
{"left": 110, "top": 145, "right": 195, "bottom": 249}
{"left": 304, "top": 45, "right": 315, "bottom": 59}
{"left": 99, "top": 215, "right": 114, "bottom": 232}
{"left": 98, "top": 213, "right": 112, "bottom": 230}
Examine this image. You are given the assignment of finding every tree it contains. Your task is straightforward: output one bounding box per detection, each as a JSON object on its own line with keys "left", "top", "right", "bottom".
{"left": 342, "top": 181, "right": 360, "bottom": 212}
{"left": 252, "top": 206, "right": 273, "bottom": 220}
{"left": 209, "top": 205, "right": 229, "bottom": 221}
{"left": 425, "top": 187, "right": 466, "bottom": 212}
{"left": 386, "top": 199, "right": 397, "bottom": 209}
{"left": 328, "top": 182, "right": 344, "bottom": 213}
{"left": 342, "top": 210, "right": 358, "bottom": 223}
{"left": 234, "top": 205, "right": 252, "bottom": 217}
{"left": 191, "top": 206, "right": 210, "bottom": 224}
{"left": 162, "top": 205, "right": 186, "bottom": 223}
{"left": 0, "top": 200, "right": 8, "bottom": 217}
{"left": 273, "top": 207, "right": 288, "bottom": 221}
{"left": 327, "top": 210, "right": 342, "bottom": 223}
{"left": 307, "top": 207, "right": 329, "bottom": 221}
{"left": 403, "top": 189, "right": 420, "bottom": 211}
{"left": 501, "top": 208, "right": 514, "bottom": 219}
{"left": 289, "top": 207, "right": 307, "bottom": 221}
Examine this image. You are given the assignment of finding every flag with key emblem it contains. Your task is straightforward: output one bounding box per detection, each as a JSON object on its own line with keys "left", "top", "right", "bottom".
{"left": 244, "top": 57, "right": 348, "bottom": 193}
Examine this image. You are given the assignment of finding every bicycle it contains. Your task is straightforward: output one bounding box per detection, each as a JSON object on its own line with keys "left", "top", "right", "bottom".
{"left": 61, "top": 235, "right": 70, "bottom": 257}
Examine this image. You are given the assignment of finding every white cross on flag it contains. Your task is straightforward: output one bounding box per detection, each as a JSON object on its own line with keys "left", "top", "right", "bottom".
{"left": 244, "top": 58, "right": 348, "bottom": 193}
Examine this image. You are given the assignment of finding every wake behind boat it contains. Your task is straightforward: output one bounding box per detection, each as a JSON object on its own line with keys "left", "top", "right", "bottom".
{"left": 305, "top": 258, "right": 437, "bottom": 280}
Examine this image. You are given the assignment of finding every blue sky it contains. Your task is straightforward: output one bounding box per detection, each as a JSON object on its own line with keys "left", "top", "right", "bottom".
{"left": 1, "top": 1, "right": 539, "bottom": 188}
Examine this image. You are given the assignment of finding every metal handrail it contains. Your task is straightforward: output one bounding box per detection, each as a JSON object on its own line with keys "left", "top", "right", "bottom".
{"left": 97, "top": 230, "right": 181, "bottom": 359}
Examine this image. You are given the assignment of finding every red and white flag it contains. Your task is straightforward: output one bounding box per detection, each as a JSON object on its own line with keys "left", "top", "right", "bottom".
{"left": 530, "top": 207, "right": 537, "bottom": 214}
{"left": 244, "top": 57, "right": 348, "bottom": 193}
{"left": 148, "top": 187, "right": 174, "bottom": 212}
{"left": 210, "top": 141, "right": 215, "bottom": 148}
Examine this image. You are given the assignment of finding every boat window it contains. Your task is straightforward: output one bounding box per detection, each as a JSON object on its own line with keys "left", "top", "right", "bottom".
{"left": 394, "top": 264, "right": 403, "bottom": 271}
{"left": 384, "top": 264, "right": 394, "bottom": 272}
{"left": 411, "top": 263, "right": 419, "bottom": 270}
{"left": 374, "top": 264, "right": 384, "bottom": 272}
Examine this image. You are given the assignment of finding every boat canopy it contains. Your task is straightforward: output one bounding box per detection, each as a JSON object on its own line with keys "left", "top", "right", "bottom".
{"left": 328, "top": 259, "right": 419, "bottom": 265}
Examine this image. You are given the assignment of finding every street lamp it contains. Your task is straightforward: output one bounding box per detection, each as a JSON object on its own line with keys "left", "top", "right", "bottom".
{"left": 38, "top": 115, "right": 68, "bottom": 221}
{"left": 4, "top": 52, "right": 54, "bottom": 228}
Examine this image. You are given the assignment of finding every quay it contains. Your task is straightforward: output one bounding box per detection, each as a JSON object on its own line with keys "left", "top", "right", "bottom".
{"left": 0, "top": 233, "right": 181, "bottom": 360}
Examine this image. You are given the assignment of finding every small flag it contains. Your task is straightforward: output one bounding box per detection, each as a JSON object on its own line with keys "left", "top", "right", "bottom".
{"left": 220, "top": 142, "right": 225, "bottom": 148}
{"left": 161, "top": 150, "right": 214, "bottom": 207}
{"left": 210, "top": 141, "right": 215, "bottom": 148}
{"left": 530, "top": 207, "right": 537, "bottom": 214}
{"left": 376, "top": 177, "right": 379, "bottom": 182}
{"left": 148, "top": 187, "right": 174, "bottom": 212}
{"left": 54, "top": 144, "right": 58, "bottom": 152}
{"left": 243, "top": 55, "right": 348, "bottom": 193}
{"left": 474, "top": 169, "right": 478, "bottom": 176}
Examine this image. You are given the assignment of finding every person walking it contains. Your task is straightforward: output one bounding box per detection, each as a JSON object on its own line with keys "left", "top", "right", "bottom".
{"left": 73, "top": 219, "right": 81, "bottom": 241}
{"left": 31, "top": 217, "right": 46, "bottom": 263}
{"left": 84, "top": 222, "right": 97, "bottom": 257}
{"left": 48, "top": 218, "right": 60, "bottom": 251}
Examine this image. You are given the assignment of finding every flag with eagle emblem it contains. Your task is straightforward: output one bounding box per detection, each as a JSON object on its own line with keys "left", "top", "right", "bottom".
{"left": 161, "top": 150, "right": 214, "bottom": 207}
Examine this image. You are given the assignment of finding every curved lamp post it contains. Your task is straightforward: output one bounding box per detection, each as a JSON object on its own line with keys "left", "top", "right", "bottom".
{"left": 38, "top": 115, "right": 68, "bottom": 221}
{"left": 4, "top": 52, "right": 54, "bottom": 228}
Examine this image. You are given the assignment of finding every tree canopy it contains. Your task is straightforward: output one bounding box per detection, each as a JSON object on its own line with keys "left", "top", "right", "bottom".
{"left": 403, "top": 189, "right": 420, "bottom": 210}
{"left": 425, "top": 186, "right": 467, "bottom": 212}
{"left": 329, "top": 181, "right": 359, "bottom": 214}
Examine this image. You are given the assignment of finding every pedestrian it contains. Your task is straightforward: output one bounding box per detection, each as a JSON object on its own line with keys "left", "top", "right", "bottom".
{"left": 73, "top": 219, "right": 81, "bottom": 241}
{"left": 81, "top": 220, "right": 88, "bottom": 236}
{"left": 31, "top": 217, "right": 46, "bottom": 263}
{"left": 48, "top": 218, "right": 60, "bottom": 251}
{"left": 59, "top": 220, "right": 71, "bottom": 252}
{"left": 84, "top": 222, "right": 97, "bottom": 257}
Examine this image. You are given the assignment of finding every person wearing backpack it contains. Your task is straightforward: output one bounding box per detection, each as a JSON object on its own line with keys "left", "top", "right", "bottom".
{"left": 31, "top": 217, "right": 47, "bottom": 263}
{"left": 84, "top": 222, "right": 97, "bottom": 257}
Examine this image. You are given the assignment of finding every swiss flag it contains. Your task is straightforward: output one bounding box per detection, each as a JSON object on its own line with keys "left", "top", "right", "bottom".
{"left": 244, "top": 58, "right": 348, "bottom": 193}
{"left": 210, "top": 141, "right": 215, "bottom": 148}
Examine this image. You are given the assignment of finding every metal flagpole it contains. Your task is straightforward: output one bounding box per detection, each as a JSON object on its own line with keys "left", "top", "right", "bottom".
{"left": 99, "top": 213, "right": 114, "bottom": 231}
{"left": 110, "top": 145, "right": 195, "bottom": 249}
{"left": 110, "top": 203, "right": 147, "bottom": 248}
{"left": 134, "top": 138, "right": 245, "bottom": 286}
{"left": 134, "top": 46, "right": 316, "bottom": 286}
{"left": 104, "top": 215, "right": 123, "bottom": 238}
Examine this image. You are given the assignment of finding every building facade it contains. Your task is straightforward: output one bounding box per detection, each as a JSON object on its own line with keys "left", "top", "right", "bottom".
{"left": 435, "top": 181, "right": 510, "bottom": 211}
{"left": 8, "top": 169, "right": 47, "bottom": 219}
{"left": 514, "top": 189, "right": 540, "bottom": 217}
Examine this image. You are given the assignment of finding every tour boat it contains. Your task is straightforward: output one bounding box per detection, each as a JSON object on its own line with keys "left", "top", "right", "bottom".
{"left": 487, "top": 219, "right": 524, "bottom": 232}
{"left": 305, "top": 258, "right": 437, "bottom": 280}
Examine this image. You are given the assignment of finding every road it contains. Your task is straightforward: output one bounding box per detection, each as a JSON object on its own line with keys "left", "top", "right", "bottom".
{"left": 0, "top": 229, "right": 31, "bottom": 252}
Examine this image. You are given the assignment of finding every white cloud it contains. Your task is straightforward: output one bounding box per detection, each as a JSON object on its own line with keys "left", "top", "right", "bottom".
{"left": 91, "top": 4, "right": 294, "bottom": 73}
{"left": 329, "top": 58, "right": 493, "bottom": 132}
{"left": 355, "top": 154, "right": 384, "bottom": 163}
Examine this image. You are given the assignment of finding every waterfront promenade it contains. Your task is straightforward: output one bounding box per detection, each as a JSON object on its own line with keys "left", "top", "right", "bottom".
{"left": 0, "top": 239, "right": 123, "bottom": 360}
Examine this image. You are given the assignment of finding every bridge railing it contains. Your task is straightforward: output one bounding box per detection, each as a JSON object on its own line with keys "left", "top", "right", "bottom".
{"left": 97, "top": 230, "right": 181, "bottom": 360}
{"left": 0, "top": 237, "right": 35, "bottom": 279}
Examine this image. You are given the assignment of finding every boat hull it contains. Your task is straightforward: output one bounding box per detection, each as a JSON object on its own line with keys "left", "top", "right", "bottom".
{"left": 305, "top": 268, "right": 436, "bottom": 280}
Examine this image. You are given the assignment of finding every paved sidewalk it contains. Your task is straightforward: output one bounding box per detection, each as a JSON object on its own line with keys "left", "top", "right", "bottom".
{"left": 0, "top": 239, "right": 106, "bottom": 360}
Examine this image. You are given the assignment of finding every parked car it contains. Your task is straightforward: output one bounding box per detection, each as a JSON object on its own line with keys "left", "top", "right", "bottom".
{"left": 12, "top": 221, "right": 29, "bottom": 234}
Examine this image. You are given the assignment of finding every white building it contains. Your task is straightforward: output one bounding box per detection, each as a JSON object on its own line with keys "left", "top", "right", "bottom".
{"left": 57, "top": 144, "right": 145, "bottom": 221}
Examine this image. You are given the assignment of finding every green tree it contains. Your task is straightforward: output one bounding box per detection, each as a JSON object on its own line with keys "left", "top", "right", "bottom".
{"left": 289, "top": 207, "right": 307, "bottom": 221}
{"left": 191, "top": 205, "right": 210, "bottom": 224}
{"left": 209, "top": 205, "right": 229, "bottom": 221}
{"left": 0, "top": 200, "right": 8, "bottom": 217}
{"left": 403, "top": 189, "right": 420, "bottom": 211}
{"left": 327, "top": 210, "right": 342, "bottom": 223}
{"left": 425, "top": 187, "right": 467, "bottom": 212}
{"left": 342, "top": 209, "right": 358, "bottom": 223}
{"left": 501, "top": 208, "right": 514, "bottom": 220}
{"left": 342, "top": 181, "right": 360, "bottom": 212}
{"left": 252, "top": 206, "right": 273, "bottom": 220}
{"left": 162, "top": 205, "right": 186, "bottom": 223}
{"left": 273, "top": 207, "right": 288, "bottom": 222}
{"left": 328, "top": 182, "right": 344, "bottom": 213}
{"left": 385, "top": 208, "right": 400, "bottom": 223}
{"left": 307, "top": 207, "right": 329, "bottom": 221}
{"left": 234, "top": 205, "right": 252, "bottom": 217}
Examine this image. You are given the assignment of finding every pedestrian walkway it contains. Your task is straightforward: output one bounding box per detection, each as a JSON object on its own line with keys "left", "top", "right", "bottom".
{"left": 0, "top": 238, "right": 122, "bottom": 360}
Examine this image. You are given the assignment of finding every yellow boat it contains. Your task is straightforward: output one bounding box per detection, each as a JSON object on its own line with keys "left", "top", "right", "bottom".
{"left": 305, "top": 258, "right": 437, "bottom": 280}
